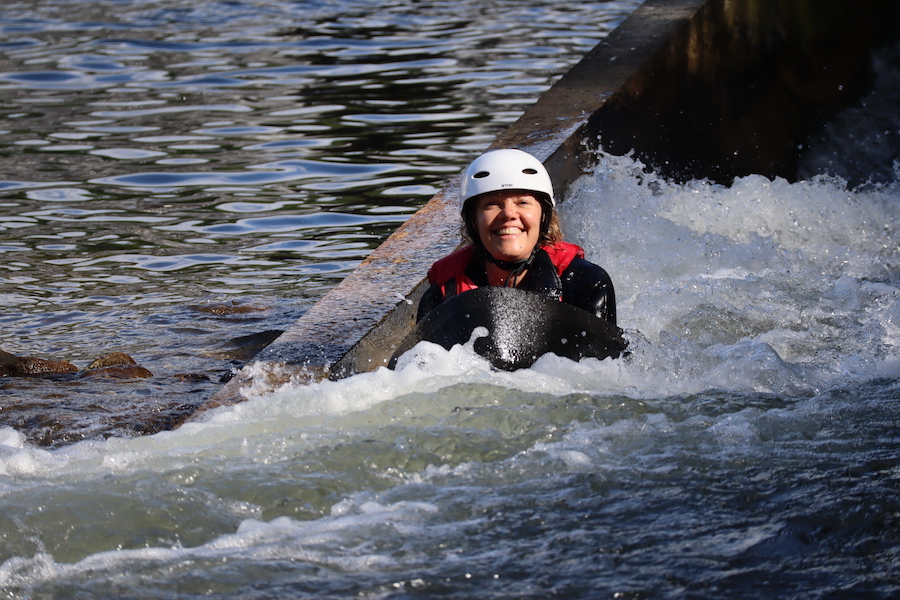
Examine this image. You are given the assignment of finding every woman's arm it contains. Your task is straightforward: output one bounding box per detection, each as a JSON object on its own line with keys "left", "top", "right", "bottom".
{"left": 561, "top": 258, "right": 617, "bottom": 325}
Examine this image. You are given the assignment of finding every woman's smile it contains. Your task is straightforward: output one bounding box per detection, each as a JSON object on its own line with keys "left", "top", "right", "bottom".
{"left": 496, "top": 226, "right": 524, "bottom": 236}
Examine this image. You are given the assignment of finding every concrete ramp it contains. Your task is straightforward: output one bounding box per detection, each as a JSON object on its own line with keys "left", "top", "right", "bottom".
{"left": 204, "top": 0, "right": 899, "bottom": 409}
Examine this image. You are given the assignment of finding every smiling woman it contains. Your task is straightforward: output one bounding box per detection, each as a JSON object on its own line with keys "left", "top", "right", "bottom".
{"left": 416, "top": 148, "right": 618, "bottom": 326}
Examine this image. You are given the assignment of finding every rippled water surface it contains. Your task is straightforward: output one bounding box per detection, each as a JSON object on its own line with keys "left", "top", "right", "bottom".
{"left": 1, "top": 0, "right": 640, "bottom": 442}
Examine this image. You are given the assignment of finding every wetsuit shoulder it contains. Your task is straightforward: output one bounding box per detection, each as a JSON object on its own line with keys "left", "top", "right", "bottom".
{"left": 561, "top": 257, "right": 617, "bottom": 325}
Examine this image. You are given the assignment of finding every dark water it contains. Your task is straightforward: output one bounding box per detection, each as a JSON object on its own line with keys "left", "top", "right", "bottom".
{"left": 2, "top": 2, "right": 900, "bottom": 599}
{"left": 0, "top": 0, "right": 640, "bottom": 445}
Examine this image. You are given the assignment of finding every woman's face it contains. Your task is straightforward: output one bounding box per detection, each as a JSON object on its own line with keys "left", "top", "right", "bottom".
{"left": 474, "top": 190, "right": 543, "bottom": 263}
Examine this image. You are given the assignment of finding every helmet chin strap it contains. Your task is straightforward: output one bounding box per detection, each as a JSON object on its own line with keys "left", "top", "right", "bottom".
{"left": 482, "top": 247, "right": 538, "bottom": 286}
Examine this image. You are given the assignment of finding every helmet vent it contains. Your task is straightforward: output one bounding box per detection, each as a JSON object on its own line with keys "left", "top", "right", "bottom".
{"left": 473, "top": 171, "right": 490, "bottom": 179}
{"left": 522, "top": 168, "right": 538, "bottom": 175}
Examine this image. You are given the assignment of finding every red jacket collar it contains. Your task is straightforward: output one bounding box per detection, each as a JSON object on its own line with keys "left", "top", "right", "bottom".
{"left": 428, "top": 241, "right": 584, "bottom": 295}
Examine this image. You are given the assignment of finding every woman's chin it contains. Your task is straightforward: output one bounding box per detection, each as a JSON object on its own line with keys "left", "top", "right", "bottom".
{"left": 483, "top": 236, "right": 537, "bottom": 262}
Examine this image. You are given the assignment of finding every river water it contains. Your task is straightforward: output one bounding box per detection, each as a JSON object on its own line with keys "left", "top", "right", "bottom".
{"left": 2, "top": 1, "right": 900, "bottom": 598}
{"left": 1, "top": 0, "right": 640, "bottom": 444}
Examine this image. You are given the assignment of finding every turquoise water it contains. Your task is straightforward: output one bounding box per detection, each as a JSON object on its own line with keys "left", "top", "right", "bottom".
{"left": 2, "top": 1, "right": 900, "bottom": 598}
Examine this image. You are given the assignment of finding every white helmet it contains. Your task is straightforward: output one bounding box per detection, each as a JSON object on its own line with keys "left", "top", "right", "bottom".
{"left": 459, "top": 149, "right": 555, "bottom": 212}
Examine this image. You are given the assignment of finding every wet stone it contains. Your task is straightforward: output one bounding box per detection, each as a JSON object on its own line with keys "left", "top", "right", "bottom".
{"left": 1, "top": 349, "right": 78, "bottom": 377}
{"left": 86, "top": 352, "right": 139, "bottom": 370}
{"left": 78, "top": 365, "right": 154, "bottom": 380}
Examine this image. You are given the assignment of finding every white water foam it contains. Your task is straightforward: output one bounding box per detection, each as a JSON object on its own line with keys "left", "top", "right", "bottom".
{"left": 561, "top": 153, "right": 899, "bottom": 394}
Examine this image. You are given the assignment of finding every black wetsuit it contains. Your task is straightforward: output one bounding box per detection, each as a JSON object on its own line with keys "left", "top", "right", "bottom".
{"left": 417, "top": 247, "right": 617, "bottom": 325}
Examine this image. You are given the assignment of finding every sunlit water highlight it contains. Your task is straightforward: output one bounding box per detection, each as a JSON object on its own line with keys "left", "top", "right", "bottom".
{"left": 2, "top": 2, "right": 900, "bottom": 598}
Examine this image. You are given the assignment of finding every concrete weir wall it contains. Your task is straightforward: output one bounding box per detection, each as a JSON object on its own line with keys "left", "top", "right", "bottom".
{"left": 207, "top": 0, "right": 900, "bottom": 407}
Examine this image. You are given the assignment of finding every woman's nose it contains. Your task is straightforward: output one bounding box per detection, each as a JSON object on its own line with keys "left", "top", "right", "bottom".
{"left": 498, "top": 202, "right": 517, "bottom": 218}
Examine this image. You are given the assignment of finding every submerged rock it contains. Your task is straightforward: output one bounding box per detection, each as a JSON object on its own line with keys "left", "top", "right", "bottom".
{"left": 85, "top": 352, "right": 138, "bottom": 370}
{"left": 1, "top": 349, "right": 78, "bottom": 377}
{"left": 191, "top": 300, "right": 270, "bottom": 315}
{"left": 0, "top": 349, "right": 151, "bottom": 379}
{"left": 79, "top": 364, "right": 153, "bottom": 379}
{"left": 173, "top": 373, "right": 212, "bottom": 383}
